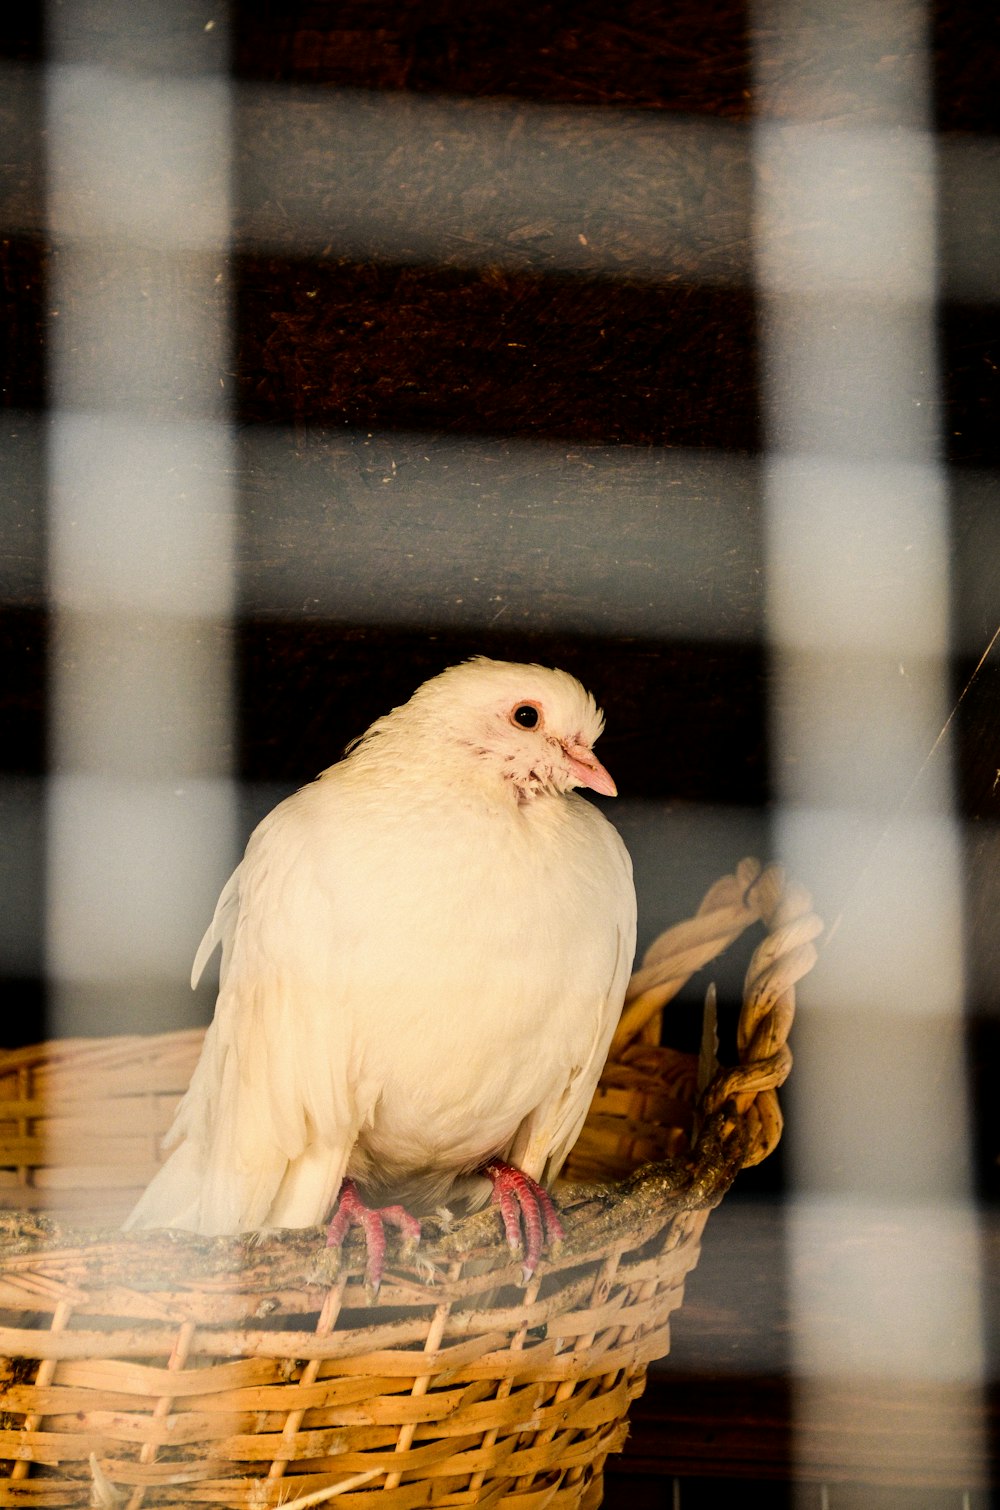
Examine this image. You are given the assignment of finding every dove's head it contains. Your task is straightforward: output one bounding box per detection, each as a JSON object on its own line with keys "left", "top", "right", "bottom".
{"left": 366, "top": 657, "right": 617, "bottom": 804}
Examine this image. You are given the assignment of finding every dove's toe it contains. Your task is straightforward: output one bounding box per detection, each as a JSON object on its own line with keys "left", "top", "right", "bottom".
{"left": 483, "top": 1159, "right": 565, "bottom": 1281}
{"left": 326, "top": 1179, "right": 422, "bottom": 1296}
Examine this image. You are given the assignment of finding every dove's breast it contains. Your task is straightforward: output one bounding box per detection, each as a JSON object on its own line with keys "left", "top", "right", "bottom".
{"left": 246, "top": 775, "right": 634, "bottom": 1191}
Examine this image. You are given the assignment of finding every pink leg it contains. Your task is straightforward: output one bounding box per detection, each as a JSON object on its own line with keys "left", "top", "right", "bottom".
{"left": 482, "top": 1159, "right": 565, "bottom": 1281}
{"left": 325, "top": 1179, "right": 421, "bottom": 1295}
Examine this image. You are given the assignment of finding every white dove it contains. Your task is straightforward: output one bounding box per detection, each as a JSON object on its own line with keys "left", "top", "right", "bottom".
{"left": 125, "top": 657, "right": 636, "bottom": 1287}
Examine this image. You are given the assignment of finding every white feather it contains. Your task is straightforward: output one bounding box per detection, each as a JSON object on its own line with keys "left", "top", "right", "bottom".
{"left": 125, "top": 658, "right": 637, "bottom": 1235}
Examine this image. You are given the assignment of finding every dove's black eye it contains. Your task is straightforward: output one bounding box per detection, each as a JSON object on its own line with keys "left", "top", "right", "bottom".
{"left": 511, "top": 703, "right": 540, "bottom": 729}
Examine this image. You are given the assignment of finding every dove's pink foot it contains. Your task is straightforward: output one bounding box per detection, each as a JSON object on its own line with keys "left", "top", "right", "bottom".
{"left": 325, "top": 1179, "right": 421, "bottom": 1294}
{"left": 482, "top": 1159, "right": 565, "bottom": 1280}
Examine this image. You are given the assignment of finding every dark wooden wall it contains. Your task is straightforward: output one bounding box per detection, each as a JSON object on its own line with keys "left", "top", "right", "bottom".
{"left": 1, "top": 2, "right": 998, "bottom": 1496}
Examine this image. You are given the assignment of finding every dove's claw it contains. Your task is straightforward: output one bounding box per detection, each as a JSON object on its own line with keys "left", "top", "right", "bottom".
{"left": 483, "top": 1160, "right": 565, "bottom": 1281}
{"left": 325, "top": 1180, "right": 421, "bottom": 1296}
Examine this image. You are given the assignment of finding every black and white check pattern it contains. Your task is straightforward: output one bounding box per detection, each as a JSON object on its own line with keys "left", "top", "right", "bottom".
{"left": 0, "top": 1, "right": 997, "bottom": 1495}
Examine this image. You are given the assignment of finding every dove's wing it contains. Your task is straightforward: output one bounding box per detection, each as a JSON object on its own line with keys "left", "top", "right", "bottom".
{"left": 126, "top": 783, "right": 374, "bottom": 1234}
{"left": 506, "top": 878, "right": 636, "bottom": 1188}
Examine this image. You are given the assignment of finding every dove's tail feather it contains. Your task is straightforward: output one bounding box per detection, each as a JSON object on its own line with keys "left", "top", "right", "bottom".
{"left": 123, "top": 1131, "right": 300, "bottom": 1235}
{"left": 123, "top": 1137, "right": 214, "bottom": 1233}
{"left": 266, "top": 1141, "right": 351, "bottom": 1229}
{"left": 124, "top": 1028, "right": 350, "bottom": 1236}
{"left": 124, "top": 1022, "right": 294, "bottom": 1233}
{"left": 124, "top": 1135, "right": 347, "bottom": 1235}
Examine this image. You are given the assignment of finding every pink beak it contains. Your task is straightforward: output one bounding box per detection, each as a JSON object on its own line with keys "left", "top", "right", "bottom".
{"left": 561, "top": 741, "right": 618, "bottom": 797}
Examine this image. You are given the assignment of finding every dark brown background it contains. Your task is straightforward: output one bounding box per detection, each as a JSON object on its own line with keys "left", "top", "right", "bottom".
{"left": 1, "top": 1, "right": 998, "bottom": 1501}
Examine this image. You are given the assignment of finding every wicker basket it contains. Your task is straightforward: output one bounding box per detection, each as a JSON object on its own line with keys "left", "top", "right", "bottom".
{"left": 0, "top": 859, "right": 821, "bottom": 1509}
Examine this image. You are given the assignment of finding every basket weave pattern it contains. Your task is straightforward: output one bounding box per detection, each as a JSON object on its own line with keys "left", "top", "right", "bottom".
{"left": 0, "top": 860, "right": 821, "bottom": 1508}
